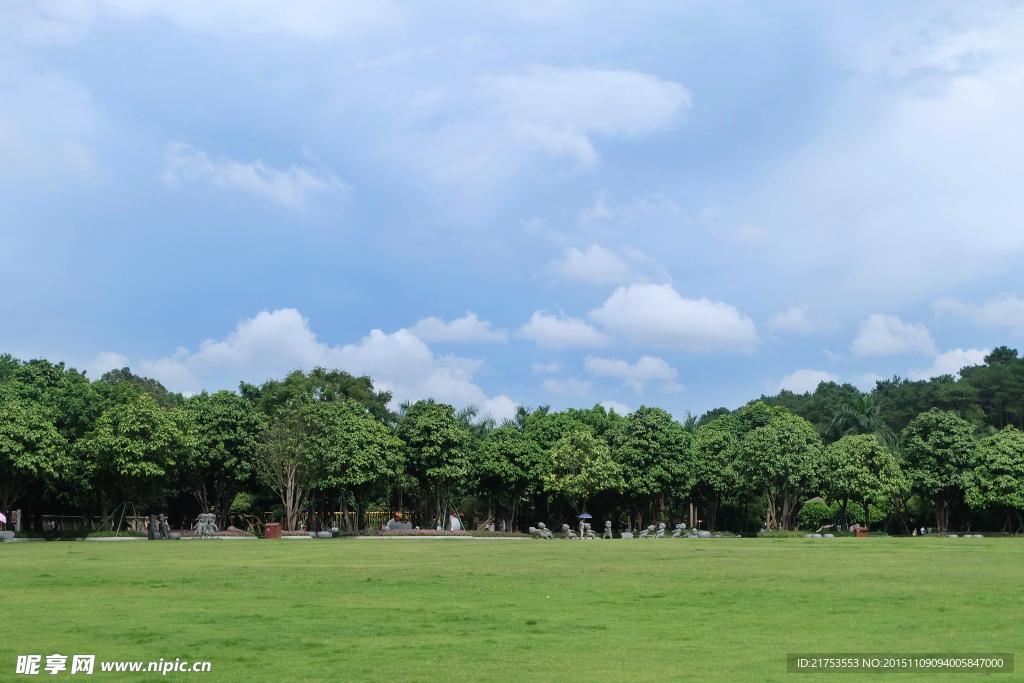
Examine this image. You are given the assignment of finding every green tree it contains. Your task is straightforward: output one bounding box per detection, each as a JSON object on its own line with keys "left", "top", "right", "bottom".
{"left": 474, "top": 425, "right": 543, "bottom": 530}
{"left": 690, "top": 416, "right": 741, "bottom": 531}
{"left": 543, "top": 429, "right": 624, "bottom": 515}
{"left": 738, "top": 404, "right": 822, "bottom": 531}
{"left": 256, "top": 406, "right": 314, "bottom": 531}
{"left": 98, "top": 367, "right": 184, "bottom": 410}
{"left": 900, "top": 408, "right": 976, "bottom": 532}
{"left": 0, "top": 397, "right": 69, "bottom": 514}
{"left": 610, "top": 406, "right": 690, "bottom": 524}
{"left": 395, "top": 401, "right": 472, "bottom": 528}
{"left": 822, "top": 434, "right": 908, "bottom": 531}
{"left": 964, "top": 426, "right": 1024, "bottom": 531}
{"left": 181, "top": 390, "right": 267, "bottom": 528}
{"left": 822, "top": 395, "right": 897, "bottom": 450}
{"left": 78, "top": 390, "right": 189, "bottom": 510}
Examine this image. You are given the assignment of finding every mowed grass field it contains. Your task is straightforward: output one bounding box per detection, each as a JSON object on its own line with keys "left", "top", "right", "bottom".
{"left": 1, "top": 537, "right": 1021, "bottom": 682}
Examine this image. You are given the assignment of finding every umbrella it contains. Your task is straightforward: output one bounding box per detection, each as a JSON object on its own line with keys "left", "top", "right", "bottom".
{"left": 0, "top": 512, "right": 6, "bottom": 523}
{"left": 578, "top": 513, "right": 593, "bottom": 519}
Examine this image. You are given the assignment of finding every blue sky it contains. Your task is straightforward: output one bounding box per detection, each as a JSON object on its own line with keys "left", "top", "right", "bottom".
{"left": 3, "top": 1, "right": 1024, "bottom": 421}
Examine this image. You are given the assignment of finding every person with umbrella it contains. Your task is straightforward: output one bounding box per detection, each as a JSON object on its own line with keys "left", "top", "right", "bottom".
{"left": 578, "top": 513, "right": 592, "bottom": 539}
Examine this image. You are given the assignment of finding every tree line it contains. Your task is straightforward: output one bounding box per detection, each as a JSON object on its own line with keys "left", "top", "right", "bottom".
{"left": 2, "top": 347, "right": 1023, "bottom": 535}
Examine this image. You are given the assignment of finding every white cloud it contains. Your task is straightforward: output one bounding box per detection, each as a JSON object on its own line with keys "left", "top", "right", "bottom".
{"left": 137, "top": 308, "right": 511, "bottom": 410}
{"left": 934, "top": 294, "right": 1024, "bottom": 334}
{"left": 410, "top": 312, "right": 508, "bottom": 343}
{"left": 552, "top": 244, "right": 632, "bottom": 283}
{"left": 481, "top": 395, "right": 518, "bottom": 423}
{"left": 583, "top": 355, "right": 681, "bottom": 393}
{"left": 162, "top": 142, "right": 348, "bottom": 208}
{"left": 769, "top": 305, "right": 812, "bottom": 334}
{"left": 542, "top": 377, "right": 593, "bottom": 396}
{"left": 588, "top": 284, "right": 757, "bottom": 351}
{"left": 13, "top": 1, "right": 405, "bottom": 42}
{"left": 532, "top": 362, "right": 563, "bottom": 374}
{"left": 87, "top": 351, "right": 128, "bottom": 379}
{"left": 850, "top": 314, "right": 936, "bottom": 357}
{"left": 517, "top": 311, "right": 612, "bottom": 349}
{"left": 599, "top": 400, "right": 631, "bottom": 415}
{"left": 773, "top": 369, "right": 839, "bottom": 394}
{"left": 854, "top": 372, "right": 886, "bottom": 390}
{"left": 479, "top": 65, "right": 691, "bottom": 165}
{"left": 909, "top": 348, "right": 989, "bottom": 381}
{"left": 549, "top": 243, "right": 671, "bottom": 285}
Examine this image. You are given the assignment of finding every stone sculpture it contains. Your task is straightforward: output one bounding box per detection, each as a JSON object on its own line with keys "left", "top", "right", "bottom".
{"left": 638, "top": 525, "right": 654, "bottom": 539}
{"left": 158, "top": 514, "right": 170, "bottom": 540}
{"left": 147, "top": 515, "right": 158, "bottom": 540}
{"left": 192, "top": 512, "right": 219, "bottom": 539}
{"left": 561, "top": 523, "right": 576, "bottom": 539}
{"left": 672, "top": 523, "right": 685, "bottom": 538}
{"left": 621, "top": 530, "right": 634, "bottom": 538}
{"left": 529, "top": 522, "right": 553, "bottom": 539}
{"left": 583, "top": 523, "right": 597, "bottom": 539}
{"left": 603, "top": 521, "right": 613, "bottom": 539}
{"left": 654, "top": 522, "right": 665, "bottom": 538}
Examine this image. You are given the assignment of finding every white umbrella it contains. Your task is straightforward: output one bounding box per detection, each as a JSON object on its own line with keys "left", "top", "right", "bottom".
{"left": 0, "top": 513, "right": 7, "bottom": 523}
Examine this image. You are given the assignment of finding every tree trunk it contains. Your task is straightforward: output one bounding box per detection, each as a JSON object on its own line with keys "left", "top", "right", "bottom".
{"left": 863, "top": 500, "right": 871, "bottom": 532}
{"left": 934, "top": 501, "right": 948, "bottom": 534}
{"left": 840, "top": 496, "right": 849, "bottom": 531}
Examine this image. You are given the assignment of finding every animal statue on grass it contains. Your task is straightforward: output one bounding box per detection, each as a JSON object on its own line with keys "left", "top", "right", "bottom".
{"left": 603, "top": 521, "right": 613, "bottom": 539}
{"left": 529, "top": 523, "right": 554, "bottom": 539}
{"left": 561, "top": 524, "right": 576, "bottom": 539}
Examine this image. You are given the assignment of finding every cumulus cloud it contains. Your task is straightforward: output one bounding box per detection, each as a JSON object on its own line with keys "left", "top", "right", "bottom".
{"left": 532, "top": 362, "right": 563, "bottom": 373}
{"left": 542, "top": 377, "right": 593, "bottom": 396}
{"left": 773, "top": 369, "right": 839, "bottom": 394}
{"left": 162, "top": 142, "right": 348, "bottom": 208}
{"left": 137, "top": 308, "right": 512, "bottom": 410}
{"left": 583, "top": 355, "right": 682, "bottom": 393}
{"left": 481, "top": 395, "right": 519, "bottom": 423}
{"left": 909, "top": 348, "right": 989, "bottom": 381}
{"left": 934, "top": 294, "right": 1024, "bottom": 334}
{"left": 552, "top": 244, "right": 632, "bottom": 283}
{"left": 850, "top": 314, "right": 936, "bottom": 357}
{"left": 588, "top": 284, "right": 757, "bottom": 351}
{"left": 549, "top": 243, "right": 671, "bottom": 285}
{"left": 479, "top": 65, "right": 691, "bottom": 165}
{"left": 87, "top": 351, "right": 129, "bottom": 379}
{"left": 410, "top": 312, "right": 508, "bottom": 343}
{"left": 599, "top": 400, "right": 631, "bottom": 415}
{"left": 769, "top": 305, "right": 813, "bottom": 334}
{"left": 517, "top": 311, "right": 612, "bottom": 349}
{"left": 854, "top": 372, "right": 886, "bottom": 390}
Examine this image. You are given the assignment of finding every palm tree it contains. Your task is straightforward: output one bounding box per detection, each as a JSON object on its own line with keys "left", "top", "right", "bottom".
{"left": 822, "top": 395, "right": 898, "bottom": 451}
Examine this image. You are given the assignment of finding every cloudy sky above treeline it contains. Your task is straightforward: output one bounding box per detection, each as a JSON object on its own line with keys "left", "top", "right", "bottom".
{"left": 3, "top": 1, "right": 1023, "bottom": 421}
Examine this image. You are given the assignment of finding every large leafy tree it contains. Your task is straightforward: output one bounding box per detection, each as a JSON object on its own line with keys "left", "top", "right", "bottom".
{"left": 0, "top": 397, "right": 69, "bottom": 514}
{"left": 181, "top": 390, "right": 267, "bottom": 528}
{"left": 307, "top": 401, "right": 405, "bottom": 530}
{"left": 964, "top": 426, "right": 1024, "bottom": 531}
{"left": 474, "top": 425, "right": 543, "bottom": 530}
{"left": 395, "top": 401, "right": 472, "bottom": 528}
{"left": 738, "top": 403, "right": 822, "bottom": 531}
{"left": 610, "top": 406, "right": 690, "bottom": 525}
{"left": 543, "top": 429, "right": 624, "bottom": 516}
{"left": 256, "top": 406, "right": 314, "bottom": 531}
{"left": 243, "top": 367, "right": 393, "bottom": 424}
{"left": 900, "top": 408, "right": 976, "bottom": 532}
{"left": 690, "top": 416, "right": 742, "bottom": 531}
{"left": 78, "top": 389, "right": 189, "bottom": 511}
{"left": 822, "top": 434, "right": 908, "bottom": 531}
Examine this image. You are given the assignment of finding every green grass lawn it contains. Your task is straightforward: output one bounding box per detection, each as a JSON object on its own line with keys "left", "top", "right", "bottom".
{"left": 1, "top": 537, "right": 1021, "bottom": 682}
